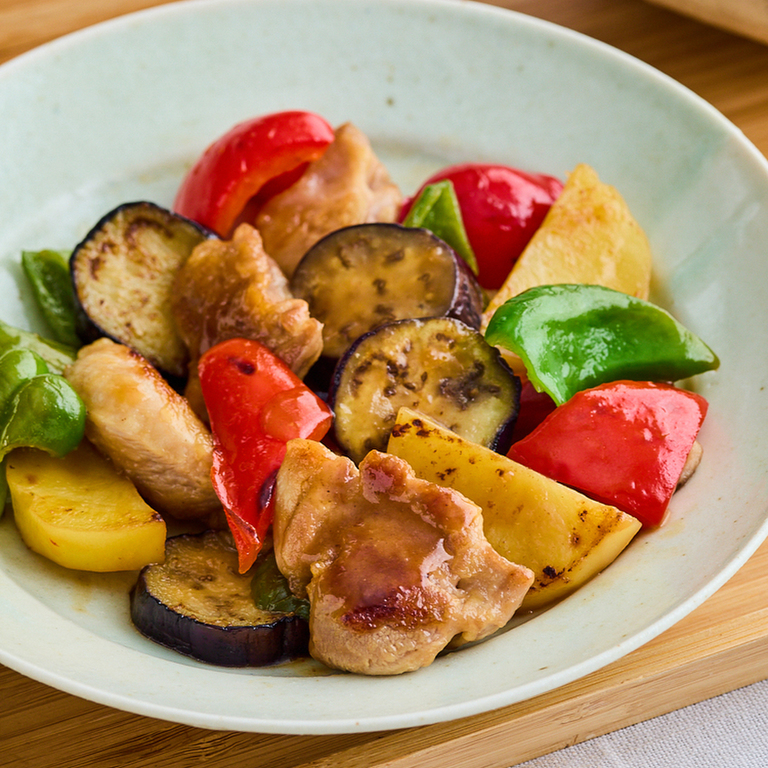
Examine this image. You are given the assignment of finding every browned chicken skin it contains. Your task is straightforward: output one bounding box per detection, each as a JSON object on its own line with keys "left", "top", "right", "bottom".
{"left": 274, "top": 439, "right": 533, "bottom": 675}
{"left": 256, "top": 122, "right": 403, "bottom": 277}
{"left": 64, "top": 338, "right": 222, "bottom": 523}
{"left": 171, "top": 223, "right": 323, "bottom": 418}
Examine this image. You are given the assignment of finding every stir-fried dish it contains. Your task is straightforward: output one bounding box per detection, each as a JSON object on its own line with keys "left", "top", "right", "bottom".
{"left": 1, "top": 110, "right": 719, "bottom": 675}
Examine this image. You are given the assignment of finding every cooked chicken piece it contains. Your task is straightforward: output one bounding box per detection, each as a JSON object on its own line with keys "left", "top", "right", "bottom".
{"left": 256, "top": 122, "right": 403, "bottom": 277}
{"left": 274, "top": 439, "right": 533, "bottom": 675}
{"left": 64, "top": 338, "right": 222, "bottom": 523}
{"left": 678, "top": 440, "right": 703, "bottom": 488}
{"left": 172, "top": 223, "right": 323, "bottom": 418}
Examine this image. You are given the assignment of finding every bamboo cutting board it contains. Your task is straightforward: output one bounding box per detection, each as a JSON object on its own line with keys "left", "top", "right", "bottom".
{"left": 1, "top": 0, "right": 768, "bottom": 766}
{"left": 647, "top": 0, "right": 768, "bottom": 45}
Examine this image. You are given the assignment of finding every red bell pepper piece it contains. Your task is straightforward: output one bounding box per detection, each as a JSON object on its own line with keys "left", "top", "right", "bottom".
{"left": 507, "top": 381, "right": 708, "bottom": 528}
{"left": 509, "top": 378, "right": 557, "bottom": 444}
{"left": 400, "top": 163, "right": 563, "bottom": 290}
{"left": 198, "top": 338, "right": 333, "bottom": 572}
{"left": 173, "top": 110, "right": 335, "bottom": 237}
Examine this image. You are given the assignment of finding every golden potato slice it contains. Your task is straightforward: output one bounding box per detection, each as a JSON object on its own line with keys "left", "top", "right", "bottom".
{"left": 7, "top": 442, "right": 166, "bottom": 572}
{"left": 482, "top": 162, "right": 652, "bottom": 327}
{"left": 387, "top": 407, "right": 641, "bottom": 610}
{"left": 481, "top": 164, "right": 654, "bottom": 375}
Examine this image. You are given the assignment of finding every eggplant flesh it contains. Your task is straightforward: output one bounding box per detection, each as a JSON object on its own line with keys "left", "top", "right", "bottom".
{"left": 329, "top": 316, "right": 520, "bottom": 464}
{"left": 130, "top": 530, "right": 308, "bottom": 667}
{"left": 290, "top": 223, "right": 485, "bottom": 361}
{"left": 70, "top": 201, "right": 214, "bottom": 379}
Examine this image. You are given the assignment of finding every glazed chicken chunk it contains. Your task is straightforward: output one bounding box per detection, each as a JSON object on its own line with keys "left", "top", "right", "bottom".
{"left": 256, "top": 122, "right": 403, "bottom": 277}
{"left": 273, "top": 439, "right": 534, "bottom": 675}
{"left": 172, "top": 223, "right": 323, "bottom": 418}
{"left": 64, "top": 338, "right": 222, "bottom": 522}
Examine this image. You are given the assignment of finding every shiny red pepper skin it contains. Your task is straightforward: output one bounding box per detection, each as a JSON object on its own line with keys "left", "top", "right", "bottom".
{"left": 199, "top": 338, "right": 333, "bottom": 572}
{"left": 507, "top": 381, "right": 708, "bottom": 528}
{"left": 508, "top": 378, "right": 556, "bottom": 444}
{"left": 173, "top": 110, "right": 335, "bottom": 237}
{"left": 400, "top": 163, "right": 563, "bottom": 290}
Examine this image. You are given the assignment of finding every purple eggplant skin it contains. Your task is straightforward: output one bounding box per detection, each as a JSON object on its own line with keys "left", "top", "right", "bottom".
{"left": 70, "top": 201, "right": 216, "bottom": 380}
{"left": 300, "top": 354, "right": 338, "bottom": 402}
{"left": 289, "top": 223, "right": 486, "bottom": 362}
{"left": 130, "top": 531, "right": 309, "bottom": 667}
{"left": 130, "top": 575, "right": 309, "bottom": 667}
{"left": 328, "top": 316, "right": 521, "bottom": 464}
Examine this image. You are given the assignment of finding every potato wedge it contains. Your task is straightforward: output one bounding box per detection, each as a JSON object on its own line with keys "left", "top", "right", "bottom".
{"left": 482, "top": 163, "right": 653, "bottom": 341}
{"left": 387, "top": 407, "right": 641, "bottom": 610}
{"left": 7, "top": 442, "right": 166, "bottom": 572}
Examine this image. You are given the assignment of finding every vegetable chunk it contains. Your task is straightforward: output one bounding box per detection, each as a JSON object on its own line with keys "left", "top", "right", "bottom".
{"left": 290, "top": 223, "right": 484, "bottom": 359}
{"left": 387, "top": 408, "right": 641, "bottom": 610}
{"left": 330, "top": 317, "right": 520, "bottom": 463}
{"left": 199, "top": 337, "right": 333, "bottom": 573}
{"left": 508, "top": 381, "right": 709, "bottom": 527}
{"left": 401, "top": 163, "right": 563, "bottom": 290}
{"left": 0, "top": 348, "right": 85, "bottom": 461}
{"left": 70, "top": 201, "right": 211, "bottom": 378}
{"left": 485, "top": 284, "right": 719, "bottom": 405}
{"left": 7, "top": 441, "right": 166, "bottom": 572}
{"left": 131, "top": 531, "right": 309, "bottom": 666}
{"left": 482, "top": 163, "right": 653, "bottom": 332}
{"left": 173, "top": 110, "right": 335, "bottom": 238}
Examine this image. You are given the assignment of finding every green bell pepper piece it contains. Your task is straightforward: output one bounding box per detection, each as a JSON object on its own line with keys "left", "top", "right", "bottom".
{"left": 0, "top": 348, "right": 86, "bottom": 462}
{"left": 21, "top": 249, "right": 80, "bottom": 348}
{"left": 251, "top": 549, "right": 309, "bottom": 621}
{"left": 0, "top": 349, "right": 46, "bottom": 513}
{"left": 0, "top": 319, "right": 77, "bottom": 374}
{"left": 485, "top": 283, "right": 720, "bottom": 405}
{"left": 402, "top": 180, "right": 479, "bottom": 275}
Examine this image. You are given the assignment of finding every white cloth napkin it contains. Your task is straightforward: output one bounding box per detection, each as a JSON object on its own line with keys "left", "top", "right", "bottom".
{"left": 518, "top": 677, "right": 768, "bottom": 766}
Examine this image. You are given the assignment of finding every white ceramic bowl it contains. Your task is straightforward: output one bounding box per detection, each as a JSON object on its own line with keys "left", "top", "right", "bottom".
{"left": 0, "top": 0, "right": 767, "bottom": 735}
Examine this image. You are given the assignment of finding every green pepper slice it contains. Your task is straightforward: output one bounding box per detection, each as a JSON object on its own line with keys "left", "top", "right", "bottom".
{"left": 21, "top": 249, "right": 80, "bottom": 348}
{"left": 485, "top": 283, "right": 719, "bottom": 405}
{"left": 402, "top": 180, "right": 479, "bottom": 275}
{"left": 0, "top": 348, "right": 85, "bottom": 461}
{"left": 251, "top": 549, "right": 309, "bottom": 621}
{"left": 0, "top": 319, "right": 77, "bottom": 374}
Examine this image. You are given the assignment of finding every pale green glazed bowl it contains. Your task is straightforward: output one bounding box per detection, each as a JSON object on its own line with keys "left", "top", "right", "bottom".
{"left": 0, "top": 0, "right": 766, "bottom": 735}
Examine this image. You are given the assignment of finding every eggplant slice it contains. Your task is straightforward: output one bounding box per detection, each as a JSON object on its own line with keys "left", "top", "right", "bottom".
{"left": 71, "top": 201, "right": 214, "bottom": 378}
{"left": 130, "top": 530, "right": 308, "bottom": 667}
{"left": 290, "top": 223, "right": 485, "bottom": 360}
{"left": 329, "top": 316, "right": 520, "bottom": 463}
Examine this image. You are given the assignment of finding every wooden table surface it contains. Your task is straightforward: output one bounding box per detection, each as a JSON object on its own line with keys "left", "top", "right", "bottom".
{"left": 1, "top": 1, "right": 768, "bottom": 766}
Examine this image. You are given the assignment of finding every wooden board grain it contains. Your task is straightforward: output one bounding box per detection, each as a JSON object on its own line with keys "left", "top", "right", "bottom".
{"left": 1, "top": 0, "right": 767, "bottom": 766}
{"left": 0, "top": 0, "right": 180, "bottom": 64}
{"left": 646, "top": 0, "right": 768, "bottom": 45}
